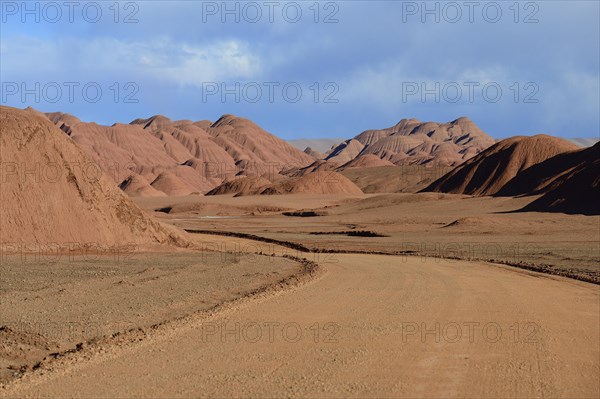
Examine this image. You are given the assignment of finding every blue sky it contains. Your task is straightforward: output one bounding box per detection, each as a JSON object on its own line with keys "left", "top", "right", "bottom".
{"left": 1, "top": 0, "right": 598, "bottom": 139}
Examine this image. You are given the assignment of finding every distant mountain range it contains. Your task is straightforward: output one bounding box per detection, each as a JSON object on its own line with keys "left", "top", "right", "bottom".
{"left": 40, "top": 109, "right": 313, "bottom": 196}
{"left": 289, "top": 136, "right": 598, "bottom": 153}
{"left": 37, "top": 109, "right": 497, "bottom": 194}
{"left": 322, "top": 117, "right": 496, "bottom": 167}
{"left": 22, "top": 107, "right": 598, "bottom": 213}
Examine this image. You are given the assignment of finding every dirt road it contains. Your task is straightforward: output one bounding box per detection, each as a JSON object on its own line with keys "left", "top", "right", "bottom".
{"left": 2, "top": 254, "right": 598, "bottom": 398}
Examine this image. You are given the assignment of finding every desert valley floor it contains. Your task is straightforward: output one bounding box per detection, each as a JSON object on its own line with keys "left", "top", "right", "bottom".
{"left": 1, "top": 192, "right": 599, "bottom": 398}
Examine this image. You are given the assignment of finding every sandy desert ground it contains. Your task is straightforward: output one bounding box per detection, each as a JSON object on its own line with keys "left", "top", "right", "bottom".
{"left": 0, "top": 250, "right": 314, "bottom": 383}
{"left": 1, "top": 247, "right": 598, "bottom": 398}
{"left": 137, "top": 192, "right": 600, "bottom": 283}
{"left": 1, "top": 194, "right": 598, "bottom": 397}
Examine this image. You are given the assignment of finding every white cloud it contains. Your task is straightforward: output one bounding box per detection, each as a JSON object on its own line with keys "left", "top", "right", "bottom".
{"left": 341, "top": 60, "right": 509, "bottom": 110}
{"left": 1, "top": 36, "right": 263, "bottom": 87}
{"left": 163, "top": 40, "right": 260, "bottom": 86}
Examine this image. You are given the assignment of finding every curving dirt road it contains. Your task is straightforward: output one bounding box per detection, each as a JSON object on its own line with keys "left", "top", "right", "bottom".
{"left": 2, "top": 254, "right": 598, "bottom": 398}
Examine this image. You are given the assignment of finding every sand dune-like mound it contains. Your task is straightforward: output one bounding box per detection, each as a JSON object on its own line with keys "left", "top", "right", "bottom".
{"left": 259, "top": 171, "right": 363, "bottom": 195}
{"left": 521, "top": 166, "right": 599, "bottom": 215}
{"left": 206, "top": 115, "right": 314, "bottom": 168}
{"left": 0, "top": 106, "right": 185, "bottom": 246}
{"left": 518, "top": 143, "right": 600, "bottom": 215}
{"left": 339, "top": 154, "right": 395, "bottom": 169}
{"left": 423, "top": 135, "right": 579, "bottom": 196}
{"left": 34, "top": 110, "right": 313, "bottom": 195}
{"left": 354, "top": 119, "right": 417, "bottom": 146}
{"left": 62, "top": 121, "right": 186, "bottom": 184}
{"left": 352, "top": 117, "right": 494, "bottom": 166}
{"left": 205, "top": 176, "right": 272, "bottom": 196}
{"left": 364, "top": 134, "right": 428, "bottom": 158}
{"left": 326, "top": 139, "right": 365, "bottom": 165}
{"left": 150, "top": 172, "right": 196, "bottom": 196}
{"left": 497, "top": 143, "right": 598, "bottom": 197}
{"left": 283, "top": 160, "right": 340, "bottom": 178}
{"left": 156, "top": 124, "right": 236, "bottom": 167}
{"left": 119, "top": 174, "right": 167, "bottom": 197}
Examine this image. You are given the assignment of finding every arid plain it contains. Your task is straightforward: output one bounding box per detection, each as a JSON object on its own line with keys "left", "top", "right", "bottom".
{"left": 1, "top": 106, "right": 598, "bottom": 397}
